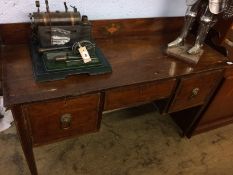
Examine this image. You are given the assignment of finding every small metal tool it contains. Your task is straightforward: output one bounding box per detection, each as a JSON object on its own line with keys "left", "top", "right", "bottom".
{"left": 45, "top": 0, "right": 50, "bottom": 13}
{"left": 70, "top": 5, "right": 78, "bottom": 12}
{"left": 38, "top": 40, "right": 95, "bottom": 53}
{"left": 53, "top": 55, "right": 68, "bottom": 61}
{"left": 38, "top": 46, "right": 71, "bottom": 53}
{"left": 35, "top": 0, "right": 40, "bottom": 13}
{"left": 64, "top": 0, "right": 68, "bottom": 12}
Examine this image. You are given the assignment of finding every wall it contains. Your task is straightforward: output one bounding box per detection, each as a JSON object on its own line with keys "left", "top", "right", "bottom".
{"left": 0, "top": 0, "right": 186, "bottom": 24}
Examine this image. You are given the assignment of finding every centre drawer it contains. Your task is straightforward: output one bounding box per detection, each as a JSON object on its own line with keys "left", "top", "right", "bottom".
{"left": 168, "top": 70, "right": 223, "bottom": 113}
{"left": 104, "top": 79, "right": 176, "bottom": 111}
{"left": 23, "top": 93, "right": 101, "bottom": 146}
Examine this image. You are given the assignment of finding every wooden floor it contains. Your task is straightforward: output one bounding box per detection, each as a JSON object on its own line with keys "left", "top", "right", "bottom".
{"left": 1, "top": 104, "right": 233, "bottom": 175}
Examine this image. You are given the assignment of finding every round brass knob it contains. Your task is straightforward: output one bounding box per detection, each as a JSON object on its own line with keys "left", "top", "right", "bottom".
{"left": 190, "top": 88, "right": 200, "bottom": 99}
{"left": 60, "top": 114, "right": 72, "bottom": 130}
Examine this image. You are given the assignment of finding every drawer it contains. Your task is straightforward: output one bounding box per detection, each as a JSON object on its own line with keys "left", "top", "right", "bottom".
{"left": 104, "top": 79, "right": 176, "bottom": 111}
{"left": 194, "top": 69, "right": 233, "bottom": 134}
{"left": 24, "top": 93, "right": 101, "bottom": 145}
{"left": 168, "top": 70, "right": 223, "bottom": 113}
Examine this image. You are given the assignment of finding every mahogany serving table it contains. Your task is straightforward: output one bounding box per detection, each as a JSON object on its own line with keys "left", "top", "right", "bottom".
{"left": 1, "top": 18, "right": 233, "bottom": 175}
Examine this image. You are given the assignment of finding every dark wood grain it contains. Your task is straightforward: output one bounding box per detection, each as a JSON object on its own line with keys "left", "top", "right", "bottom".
{"left": 170, "top": 70, "right": 224, "bottom": 138}
{"left": 11, "top": 106, "right": 38, "bottom": 175}
{"left": 0, "top": 17, "right": 229, "bottom": 45}
{"left": 2, "top": 33, "right": 228, "bottom": 107}
{"left": 0, "top": 17, "right": 183, "bottom": 45}
{"left": 223, "top": 25, "right": 233, "bottom": 60}
{"left": 2, "top": 17, "right": 233, "bottom": 175}
{"left": 168, "top": 70, "right": 224, "bottom": 113}
{"left": 214, "top": 18, "right": 233, "bottom": 45}
{"left": 104, "top": 79, "right": 176, "bottom": 111}
{"left": 194, "top": 67, "right": 233, "bottom": 134}
{"left": 0, "top": 23, "right": 31, "bottom": 45}
{"left": 92, "top": 17, "right": 183, "bottom": 39}
{"left": 24, "top": 93, "right": 101, "bottom": 146}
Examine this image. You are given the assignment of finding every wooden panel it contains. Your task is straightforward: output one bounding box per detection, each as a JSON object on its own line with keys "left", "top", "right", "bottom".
{"left": 0, "top": 23, "right": 31, "bottom": 45}
{"left": 104, "top": 79, "right": 176, "bottom": 111}
{"left": 223, "top": 26, "right": 233, "bottom": 61}
{"left": 169, "top": 70, "right": 223, "bottom": 113}
{"left": 228, "top": 25, "right": 233, "bottom": 40}
{"left": 1, "top": 17, "right": 230, "bottom": 46}
{"left": 24, "top": 94, "right": 101, "bottom": 145}
{"left": 92, "top": 17, "right": 183, "bottom": 39}
{"left": 0, "top": 17, "right": 183, "bottom": 45}
{"left": 195, "top": 68, "right": 233, "bottom": 133}
{"left": 0, "top": 17, "right": 231, "bottom": 45}
{"left": 214, "top": 18, "right": 233, "bottom": 45}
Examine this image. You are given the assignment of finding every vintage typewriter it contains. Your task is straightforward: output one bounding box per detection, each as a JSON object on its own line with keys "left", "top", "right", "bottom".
{"left": 30, "top": 0, "right": 112, "bottom": 82}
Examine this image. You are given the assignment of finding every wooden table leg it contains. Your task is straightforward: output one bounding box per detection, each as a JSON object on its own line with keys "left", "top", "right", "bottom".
{"left": 11, "top": 106, "right": 38, "bottom": 175}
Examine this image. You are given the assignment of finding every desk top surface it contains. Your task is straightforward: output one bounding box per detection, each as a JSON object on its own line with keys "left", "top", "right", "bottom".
{"left": 1, "top": 33, "right": 228, "bottom": 106}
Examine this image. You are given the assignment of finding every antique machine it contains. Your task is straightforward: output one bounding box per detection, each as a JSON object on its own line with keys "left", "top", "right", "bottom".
{"left": 167, "top": 0, "right": 233, "bottom": 64}
{"left": 30, "top": 0, "right": 112, "bottom": 82}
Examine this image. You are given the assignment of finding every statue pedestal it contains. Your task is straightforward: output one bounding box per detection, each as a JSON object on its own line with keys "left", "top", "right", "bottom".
{"left": 166, "top": 45, "right": 203, "bottom": 64}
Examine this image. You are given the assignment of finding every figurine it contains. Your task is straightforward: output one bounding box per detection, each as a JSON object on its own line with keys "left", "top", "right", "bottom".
{"left": 167, "top": 0, "right": 233, "bottom": 63}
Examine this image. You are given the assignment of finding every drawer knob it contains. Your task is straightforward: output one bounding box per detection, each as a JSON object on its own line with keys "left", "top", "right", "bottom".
{"left": 60, "top": 114, "right": 72, "bottom": 130}
{"left": 190, "top": 88, "right": 200, "bottom": 99}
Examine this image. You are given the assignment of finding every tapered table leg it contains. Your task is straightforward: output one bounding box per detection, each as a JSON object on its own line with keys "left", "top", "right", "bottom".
{"left": 12, "top": 106, "right": 38, "bottom": 175}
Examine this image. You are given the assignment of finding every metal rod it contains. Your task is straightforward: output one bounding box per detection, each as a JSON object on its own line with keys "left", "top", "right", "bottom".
{"left": 64, "top": 1, "right": 68, "bottom": 12}
{"left": 45, "top": 0, "right": 50, "bottom": 13}
{"left": 35, "top": 0, "right": 40, "bottom": 13}
{"left": 38, "top": 46, "right": 71, "bottom": 53}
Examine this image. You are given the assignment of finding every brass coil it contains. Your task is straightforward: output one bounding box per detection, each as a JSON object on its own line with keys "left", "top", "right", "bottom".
{"left": 32, "top": 12, "right": 81, "bottom": 26}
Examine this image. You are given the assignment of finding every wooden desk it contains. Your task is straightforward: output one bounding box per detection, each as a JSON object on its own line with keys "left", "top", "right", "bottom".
{"left": 1, "top": 18, "right": 232, "bottom": 175}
